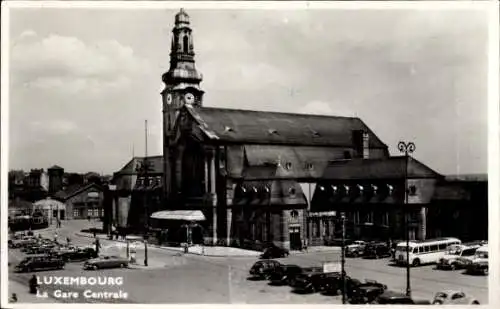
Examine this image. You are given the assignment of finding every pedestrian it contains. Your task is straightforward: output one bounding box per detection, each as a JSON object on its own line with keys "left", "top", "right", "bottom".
{"left": 87, "top": 215, "right": 91, "bottom": 222}
{"left": 57, "top": 218, "right": 61, "bottom": 228}
{"left": 304, "top": 238, "right": 308, "bottom": 252}
{"left": 95, "top": 238, "right": 101, "bottom": 256}
{"left": 54, "top": 232, "right": 58, "bottom": 244}
{"left": 29, "top": 275, "right": 38, "bottom": 294}
{"left": 66, "top": 236, "right": 71, "bottom": 245}
{"left": 10, "top": 293, "right": 18, "bottom": 303}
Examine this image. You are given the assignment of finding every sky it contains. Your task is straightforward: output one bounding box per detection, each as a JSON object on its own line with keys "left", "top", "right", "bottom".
{"left": 5, "top": 4, "right": 491, "bottom": 175}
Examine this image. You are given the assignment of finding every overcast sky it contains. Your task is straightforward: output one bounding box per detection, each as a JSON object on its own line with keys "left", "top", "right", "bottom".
{"left": 6, "top": 5, "right": 491, "bottom": 175}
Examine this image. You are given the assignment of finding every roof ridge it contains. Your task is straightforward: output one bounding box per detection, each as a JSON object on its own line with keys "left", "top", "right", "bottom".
{"left": 198, "top": 106, "right": 360, "bottom": 120}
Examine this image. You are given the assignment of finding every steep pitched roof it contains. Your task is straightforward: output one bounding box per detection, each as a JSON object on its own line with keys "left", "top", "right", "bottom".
{"left": 322, "top": 156, "right": 442, "bottom": 180}
{"left": 186, "top": 106, "right": 387, "bottom": 148}
{"left": 53, "top": 183, "right": 103, "bottom": 201}
{"left": 114, "top": 156, "right": 163, "bottom": 176}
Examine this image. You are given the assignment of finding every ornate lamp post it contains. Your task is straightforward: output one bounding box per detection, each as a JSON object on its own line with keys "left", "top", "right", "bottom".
{"left": 397, "top": 141, "right": 415, "bottom": 297}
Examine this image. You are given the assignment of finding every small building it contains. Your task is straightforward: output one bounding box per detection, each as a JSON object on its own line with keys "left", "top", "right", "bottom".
{"left": 54, "top": 183, "right": 104, "bottom": 220}
{"left": 33, "top": 197, "right": 66, "bottom": 224}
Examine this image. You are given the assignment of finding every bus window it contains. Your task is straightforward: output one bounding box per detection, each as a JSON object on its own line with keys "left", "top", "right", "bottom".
{"left": 430, "top": 245, "right": 438, "bottom": 252}
{"left": 461, "top": 249, "right": 476, "bottom": 257}
{"left": 438, "top": 243, "right": 447, "bottom": 250}
{"left": 413, "top": 248, "right": 418, "bottom": 254}
{"left": 424, "top": 246, "right": 430, "bottom": 253}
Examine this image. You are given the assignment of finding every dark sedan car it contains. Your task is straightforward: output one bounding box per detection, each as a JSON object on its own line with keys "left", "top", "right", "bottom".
{"left": 260, "top": 246, "right": 289, "bottom": 259}
{"left": 15, "top": 255, "right": 65, "bottom": 273}
{"left": 349, "top": 279, "right": 388, "bottom": 304}
{"left": 291, "top": 271, "right": 339, "bottom": 294}
{"left": 268, "top": 264, "right": 302, "bottom": 285}
{"left": 374, "top": 290, "right": 431, "bottom": 304}
{"left": 322, "top": 275, "right": 362, "bottom": 297}
{"left": 249, "top": 260, "right": 283, "bottom": 280}
{"left": 363, "top": 242, "right": 392, "bottom": 259}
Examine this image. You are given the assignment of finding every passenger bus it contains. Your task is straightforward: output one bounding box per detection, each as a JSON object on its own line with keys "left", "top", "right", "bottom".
{"left": 394, "top": 237, "right": 461, "bottom": 267}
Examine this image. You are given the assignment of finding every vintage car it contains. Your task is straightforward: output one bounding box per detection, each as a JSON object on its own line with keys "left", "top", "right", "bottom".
{"left": 348, "top": 279, "right": 388, "bottom": 304}
{"left": 9, "top": 237, "right": 37, "bottom": 249}
{"left": 345, "top": 241, "right": 366, "bottom": 257}
{"left": 436, "top": 243, "right": 481, "bottom": 270}
{"left": 324, "top": 238, "right": 353, "bottom": 246}
{"left": 54, "top": 247, "right": 98, "bottom": 262}
{"left": 432, "top": 290, "right": 480, "bottom": 304}
{"left": 249, "top": 260, "right": 283, "bottom": 279}
{"left": 321, "top": 274, "right": 361, "bottom": 297}
{"left": 83, "top": 255, "right": 129, "bottom": 270}
{"left": 363, "top": 242, "right": 391, "bottom": 259}
{"left": 466, "top": 246, "right": 488, "bottom": 275}
{"left": 15, "top": 255, "right": 65, "bottom": 273}
{"left": 374, "top": 290, "right": 431, "bottom": 304}
{"left": 268, "top": 264, "right": 304, "bottom": 286}
{"left": 260, "top": 245, "right": 289, "bottom": 259}
{"left": 290, "top": 271, "right": 339, "bottom": 294}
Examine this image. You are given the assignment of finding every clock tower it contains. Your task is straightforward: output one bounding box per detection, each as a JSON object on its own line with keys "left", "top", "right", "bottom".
{"left": 162, "top": 9, "right": 204, "bottom": 199}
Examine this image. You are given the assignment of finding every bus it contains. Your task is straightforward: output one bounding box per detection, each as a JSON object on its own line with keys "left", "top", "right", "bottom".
{"left": 394, "top": 237, "right": 461, "bottom": 267}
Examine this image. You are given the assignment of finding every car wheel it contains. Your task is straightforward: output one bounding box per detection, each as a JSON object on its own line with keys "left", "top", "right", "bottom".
{"left": 93, "top": 265, "right": 98, "bottom": 270}
{"left": 432, "top": 300, "right": 443, "bottom": 305}
{"left": 471, "top": 301, "right": 480, "bottom": 305}
{"left": 450, "top": 263, "right": 457, "bottom": 270}
{"left": 412, "top": 259, "right": 421, "bottom": 267}
{"left": 120, "top": 263, "right": 125, "bottom": 268}
{"left": 336, "top": 288, "right": 342, "bottom": 296}
{"left": 60, "top": 264, "right": 65, "bottom": 270}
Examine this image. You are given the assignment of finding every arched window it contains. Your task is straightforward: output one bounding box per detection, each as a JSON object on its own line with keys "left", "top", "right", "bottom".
{"left": 183, "top": 35, "right": 189, "bottom": 53}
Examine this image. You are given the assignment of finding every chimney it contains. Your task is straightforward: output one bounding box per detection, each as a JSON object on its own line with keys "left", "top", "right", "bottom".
{"left": 362, "top": 132, "right": 370, "bottom": 159}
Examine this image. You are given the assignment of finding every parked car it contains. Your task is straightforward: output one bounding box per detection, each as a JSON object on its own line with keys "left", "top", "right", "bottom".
{"left": 345, "top": 240, "right": 366, "bottom": 257}
{"left": 374, "top": 290, "right": 431, "bottom": 304}
{"left": 249, "top": 260, "right": 283, "bottom": 279}
{"left": 83, "top": 255, "right": 129, "bottom": 270}
{"left": 290, "top": 271, "right": 339, "bottom": 293}
{"left": 322, "top": 274, "right": 361, "bottom": 297}
{"left": 436, "top": 243, "right": 481, "bottom": 270}
{"left": 15, "top": 255, "right": 65, "bottom": 272}
{"left": 54, "top": 247, "right": 98, "bottom": 262}
{"left": 363, "top": 242, "right": 391, "bottom": 259}
{"left": 9, "top": 237, "right": 37, "bottom": 249}
{"left": 268, "top": 264, "right": 304, "bottom": 285}
{"left": 260, "top": 245, "right": 289, "bottom": 259}
{"left": 349, "top": 279, "right": 388, "bottom": 304}
{"left": 432, "top": 290, "right": 480, "bottom": 304}
{"left": 466, "top": 246, "right": 488, "bottom": 275}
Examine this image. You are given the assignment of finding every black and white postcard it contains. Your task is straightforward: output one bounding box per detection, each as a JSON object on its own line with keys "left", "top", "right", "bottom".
{"left": 1, "top": 1, "right": 498, "bottom": 307}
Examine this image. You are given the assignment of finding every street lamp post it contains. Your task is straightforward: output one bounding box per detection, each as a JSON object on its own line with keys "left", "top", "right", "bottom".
{"left": 340, "top": 212, "right": 347, "bottom": 304}
{"left": 397, "top": 141, "right": 415, "bottom": 297}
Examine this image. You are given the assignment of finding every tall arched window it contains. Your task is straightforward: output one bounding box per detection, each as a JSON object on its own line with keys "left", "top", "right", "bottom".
{"left": 183, "top": 35, "right": 189, "bottom": 53}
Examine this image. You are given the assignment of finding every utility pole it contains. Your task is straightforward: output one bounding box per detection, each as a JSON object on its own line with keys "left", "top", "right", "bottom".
{"left": 341, "top": 212, "right": 347, "bottom": 304}
{"left": 144, "top": 120, "right": 149, "bottom": 267}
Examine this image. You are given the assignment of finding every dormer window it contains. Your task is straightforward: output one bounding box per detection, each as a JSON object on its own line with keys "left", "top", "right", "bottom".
{"left": 240, "top": 186, "right": 247, "bottom": 194}
{"left": 311, "top": 130, "right": 321, "bottom": 137}
{"left": 252, "top": 186, "right": 258, "bottom": 194}
{"left": 357, "top": 184, "right": 364, "bottom": 195}
{"left": 264, "top": 186, "right": 270, "bottom": 193}
{"left": 371, "top": 184, "right": 378, "bottom": 195}
{"left": 305, "top": 162, "right": 314, "bottom": 170}
{"left": 268, "top": 128, "right": 279, "bottom": 135}
{"left": 408, "top": 185, "right": 417, "bottom": 196}
{"left": 387, "top": 184, "right": 394, "bottom": 195}
{"left": 289, "top": 187, "right": 297, "bottom": 196}
{"left": 331, "top": 185, "right": 338, "bottom": 194}
{"left": 285, "top": 162, "right": 292, "bottom": 170}
{"left": 223, "top": 126, "right": 234, "bottom": 133}
{"left": 344, "top": 185, "right": 350, "bottom": 195}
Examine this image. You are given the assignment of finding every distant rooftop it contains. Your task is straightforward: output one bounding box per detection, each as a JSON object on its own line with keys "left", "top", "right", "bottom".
{"left": 444, "top": 174, "right": 488, "bottom": 182}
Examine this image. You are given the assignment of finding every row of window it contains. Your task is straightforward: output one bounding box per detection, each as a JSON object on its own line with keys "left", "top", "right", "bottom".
{"left": 318, "top": 184, "right": 418, "bottom": 196}
{"left": 310, "top": 212, "right": 390, "bottom": 238}
{"left": 73, "top": 208, "right": 104, "bottom": 218}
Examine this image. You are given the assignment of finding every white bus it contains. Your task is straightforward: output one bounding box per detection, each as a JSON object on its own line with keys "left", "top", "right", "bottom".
{"left": 394, "top": 237, "right": 461, "bottom": 267}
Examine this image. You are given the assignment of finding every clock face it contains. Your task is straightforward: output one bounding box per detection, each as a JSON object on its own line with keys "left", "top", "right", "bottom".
{"left": 166, "top": 93, "right": 173, "bottom": 105}
{"left": 185, "top": 93, "right": 195, "bottom": 104}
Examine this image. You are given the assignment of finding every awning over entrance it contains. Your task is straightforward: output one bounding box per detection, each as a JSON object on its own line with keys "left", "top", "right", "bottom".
{"left": 150, "top": 210, "right": 206, "bottom": 221}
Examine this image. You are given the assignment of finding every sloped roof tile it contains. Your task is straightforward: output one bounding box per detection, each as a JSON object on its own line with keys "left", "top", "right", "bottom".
{"left": 188, "top": 107, "right": 387, "bottom": 148}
